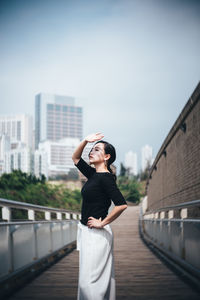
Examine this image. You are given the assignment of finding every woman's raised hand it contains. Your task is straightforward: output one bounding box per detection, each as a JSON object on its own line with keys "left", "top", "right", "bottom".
{"left": 85, "top": 132, "right": 104, "bottom": 143}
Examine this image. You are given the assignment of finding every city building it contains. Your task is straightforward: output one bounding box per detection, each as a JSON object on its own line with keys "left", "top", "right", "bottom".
{"left": 141, "top": 145, "right": 153, "bottom": 171}
{"left": 124, "top": 151, "right": 138, "bottom": 176}
{"left": 34, "top": 138, "right": 90, "bottom": 179}
{"left": 34, "top": 148, "right": 48, "bottom": 180}
{"left": 0, "top": 114, "right": 33, "bottom": 149}
{"left": 5, "top": 142, "right": 32, "bottom": 174}
{"left": 35, "top": 93, "right": 83, "bottom": 149}
{"left": 0, "top": 134, "right": 11, "bottom": 175}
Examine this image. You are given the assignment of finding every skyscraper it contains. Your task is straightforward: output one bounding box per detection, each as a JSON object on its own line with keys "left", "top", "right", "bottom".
{"left": 35, "top": 93, "right": 83, "bottom": 149}
{"left": 141, "top": 145, "right": 153, "bottom": 171}
{"left": 124, "top": 151, "right": 138, "bottom": 176}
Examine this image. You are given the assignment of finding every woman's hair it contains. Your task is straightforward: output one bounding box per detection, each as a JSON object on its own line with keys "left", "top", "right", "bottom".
{"left": 94, "top": 140, "right": 117, "bottom": 181}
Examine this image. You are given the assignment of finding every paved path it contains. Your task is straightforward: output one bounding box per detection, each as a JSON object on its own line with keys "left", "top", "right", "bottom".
{"left": 9, "top": 206, "right": 199, "bottom": 300}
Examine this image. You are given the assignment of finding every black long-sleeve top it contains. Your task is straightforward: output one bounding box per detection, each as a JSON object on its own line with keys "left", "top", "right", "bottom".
{"left": 74, "top": 157, "right": 127, "bottom": 225}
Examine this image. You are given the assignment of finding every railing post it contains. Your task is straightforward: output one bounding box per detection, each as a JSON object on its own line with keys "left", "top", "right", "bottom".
{"left": 180, "top": 208, "right": 187, "bottom": 219}
{"left": 2, "top": 206, "right": 11, "bottom": 221}
{"left": 168, "top": 210, "right": 173, "bottom": 252}
{"left": 33, "top": 224, "right": 41, "bottom": 260}
{"left": 45, "top": 211, "right": 51, "bottom": 221}
{"left": 168, "top": 210, "right": 174, "bottom": 219}
{"left": 50, "top": 223, "right": 53, "bottom": 253}
{"left": 61, "top": 221, "right": 64, "bottom": 247}
{"left": 8, "top": 226, "right": 13, "bottom": 273}
{"left": 28, "top": 209, "right": 35, "bottom": 221}
{"left": 9, "top": 225, "right": 20, "bottom": 273}
{"left": 65, "top": 212, "right": 70, "bottom": 220}
{"left": 160, "top": 211, "right": 166, "bottom": 247}
{"left": 180, "top": 208, "right": 187, "bottom": 259}
{"left": 56, "top": 212, "right": 62, "bottom": 220}
{"left": 160, "top": 211, "right": 165, "bottom": 219}
{"left": 72, "top": 213, "right": 77, "bottom": 220}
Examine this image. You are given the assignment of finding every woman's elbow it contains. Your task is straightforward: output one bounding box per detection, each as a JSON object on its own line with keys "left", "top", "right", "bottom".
{"left": 72, "top": 156, "right": 81, "bottom": 165}
{"left": 118, "top": 204, "right": 128, "bottom": 211}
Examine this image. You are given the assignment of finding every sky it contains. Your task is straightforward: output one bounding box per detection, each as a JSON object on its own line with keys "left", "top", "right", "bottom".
{"left": 0, "top": 0, "right": 200, "bottom": 172}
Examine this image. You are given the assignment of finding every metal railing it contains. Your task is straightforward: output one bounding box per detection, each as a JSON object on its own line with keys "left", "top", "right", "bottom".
{"left": 139, "top": 197, "right": 200, "bottom": 286}
{"left": 0, "top": 197, "right": 81, "bottom": 222}
{"left": 0, "top": 198, "right": 81, "bottom": 283}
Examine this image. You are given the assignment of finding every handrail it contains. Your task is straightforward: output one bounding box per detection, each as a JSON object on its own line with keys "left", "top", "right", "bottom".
{"left": 142, "top": 218, "right": 200, "bottom": 223}
{"left": 0, "top": 198, "right": 79, "bottom": 214}
{"left": 0, "top": 220, "right": 76, "bottom": 225}
{"left": 144, "top": 199, "right": 200, "bottom": 216}
{"left": 0, "top": 198, "right": 81, "bottom": 221}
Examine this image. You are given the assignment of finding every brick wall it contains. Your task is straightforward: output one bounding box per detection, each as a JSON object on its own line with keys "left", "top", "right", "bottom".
{"left": 146, "top": 82, "right": 200, "bottom": 212}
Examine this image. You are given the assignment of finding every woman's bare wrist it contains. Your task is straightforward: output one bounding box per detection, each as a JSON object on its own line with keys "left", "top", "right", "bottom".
{"left": 101, "top": 220, "right": 108, "bottom": 227}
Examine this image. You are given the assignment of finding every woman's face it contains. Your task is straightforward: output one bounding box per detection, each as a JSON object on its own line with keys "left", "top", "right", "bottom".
{"left": 89, "top": 143, "right": 109, "bottom": 164}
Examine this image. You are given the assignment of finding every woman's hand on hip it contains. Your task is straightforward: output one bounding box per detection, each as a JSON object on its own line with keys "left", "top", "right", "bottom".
{"left": 87, "top": 216, "right": 103, "bottom": 229}
{"left": 85, "top": 133, "right": 104, "bottom": 143}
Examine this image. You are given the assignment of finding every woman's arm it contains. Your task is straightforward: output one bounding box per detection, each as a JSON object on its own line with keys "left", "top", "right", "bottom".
{"left": 101, "top": 204, "right": 127, "bottom": 226}
{"left": 87, "top": 204, "right": 127, "bottom": 228}
{"left": 72, "top": 139, "right": 88, "bottom": 165}
{"left": 72, "top": 132, "right": 104, "bottom": 164}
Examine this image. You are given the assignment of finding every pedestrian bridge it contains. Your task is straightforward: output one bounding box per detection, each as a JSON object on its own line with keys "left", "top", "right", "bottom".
{"left": 1, "top": 82, "right": 200, "bottom": 299}
{"left": 0, "top": 198, "right": 199, "bottom": 300}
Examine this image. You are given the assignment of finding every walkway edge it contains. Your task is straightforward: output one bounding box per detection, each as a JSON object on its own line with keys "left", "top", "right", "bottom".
{"left": 138, "top": 221, "right": 200, "bottom": 293}
{"left": 0, "top": 241, "right": 76, "bottom": 300}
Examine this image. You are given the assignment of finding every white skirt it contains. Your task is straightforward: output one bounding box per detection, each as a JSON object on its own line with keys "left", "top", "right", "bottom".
{"left": 76, "top": 221, "right": 116, "bottom": 300}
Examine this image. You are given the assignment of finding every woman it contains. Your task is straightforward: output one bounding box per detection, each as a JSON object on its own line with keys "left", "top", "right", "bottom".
{"left": 72, "top": 132, "right": 128, "bottom": 300}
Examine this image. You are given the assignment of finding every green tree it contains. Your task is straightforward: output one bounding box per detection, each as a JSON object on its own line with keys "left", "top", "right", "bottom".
{"left": 119, "top": 163, "right": 127, "bottom": 177}
{"left": 139, "top": 159, "right": 152, "bottom": 181}
{"left": 0, "top": 170, "right": 82, "bottom": 220}
{"left": 117, "top": 175, "right": 141, "bottom": 204}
